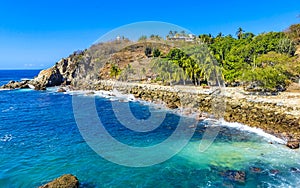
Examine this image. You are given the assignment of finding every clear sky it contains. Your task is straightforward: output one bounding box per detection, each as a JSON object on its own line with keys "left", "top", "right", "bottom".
{"left": 0, "top": 0, "right": 299, "bottom": 69}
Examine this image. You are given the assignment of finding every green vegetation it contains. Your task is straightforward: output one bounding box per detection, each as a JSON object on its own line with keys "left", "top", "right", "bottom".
{"left": 149, "top": 24, "right": 300, "bottom": 91}
{"left": 144, "top": 47, "right": 152, "bottom": 57}
{"left": 206, "top": 28, "right": 299, "bottom": 91}
{"left": 98, "top": 23, "right": 300, "bottom": 92}
{"left": 152, "top": 45, "right": 221, "bottom": 86}
{"left": 110, "top": 64, "right": 121, "bottom": 78}
{"left": 153, "top": 48, "right": 161, "bottom": 57}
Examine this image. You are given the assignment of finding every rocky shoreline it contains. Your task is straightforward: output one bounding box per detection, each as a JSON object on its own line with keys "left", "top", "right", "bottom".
{"left": 88, "top": 80, "right": 300, "bottom": 145}
{"left": 1, "top": 61, "right": 300, "bottom": 147}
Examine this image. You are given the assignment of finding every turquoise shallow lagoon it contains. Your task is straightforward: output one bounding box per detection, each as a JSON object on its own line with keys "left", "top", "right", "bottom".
{"left": 0, "top": 70, "right": 300, "bottom": 187}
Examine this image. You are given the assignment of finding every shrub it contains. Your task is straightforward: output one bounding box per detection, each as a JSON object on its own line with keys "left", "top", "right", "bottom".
{"left": 153, "top": 48, "right": 161, "bottom": 57}
{"left": 243, "top": 67, "right": 287, "bottom": 91}
{"left": 145, "top": 47, "right": 152, "bottom": 57}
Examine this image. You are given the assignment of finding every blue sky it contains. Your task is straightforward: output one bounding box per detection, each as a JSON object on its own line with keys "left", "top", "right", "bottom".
{"left": 0, "top": 0, "right": 299, "bottom": 69}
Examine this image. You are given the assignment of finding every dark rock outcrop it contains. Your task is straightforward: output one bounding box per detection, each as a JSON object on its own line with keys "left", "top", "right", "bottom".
{"left": 0, "top": 80, "right": 30, "bottom": 89}
{"left": 269, "top": 169, "right": 280, "bottom": 175}
{"left": 250, "top": 167, "right": 262, "bottom": 173}
{"left": 290, "top": 167, "right": 300, "bottom": 173}
{"left": 286, "top": 141, "right": 300, "bottom": 149}
{"left": 222, "top": 170, "right": 246, "bottom": 183}
{"left": 39, "top": 174, "right": 79, "bottom": 188}
{"left": 57, "top": 88, "right": 67, "bottom": 93}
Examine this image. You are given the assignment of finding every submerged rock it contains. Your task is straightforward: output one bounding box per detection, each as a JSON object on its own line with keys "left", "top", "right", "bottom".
{"left": 222, "top": 170, "right": 246, "bottom": 183}
{"left": 269, "top": 169, "right": 280, "bottom": 175}
{"left": 290, "top": 167, "right": 300, "bottom": 173}
{"left": 286, "top": 141, "right": 300, "bottom": 149}
{"left": 39, "top": 174, "right": 79, "bottom": 188}
{"left": 250, "top": 167, "right": 262, "bottom": 173}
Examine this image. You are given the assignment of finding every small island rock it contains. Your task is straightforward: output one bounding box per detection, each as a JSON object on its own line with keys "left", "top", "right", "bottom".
{"left": 39, "top": 174, "right": 79, "bottom": 188}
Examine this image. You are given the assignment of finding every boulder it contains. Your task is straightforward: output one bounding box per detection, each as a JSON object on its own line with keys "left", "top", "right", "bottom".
{"left": 34, "top": 83, "right": 47, "bottom": 91}
{"left": 39, "top": 174, "right": 79, "bottom": 188}
{"left": 286, "top": 141, "right": 299, "bottom": 149}
{"left": 34, "top": 68, "right": 63, "bottom": 87}
{"left": 57, "top": 88, "right": 67, "bottom": 93}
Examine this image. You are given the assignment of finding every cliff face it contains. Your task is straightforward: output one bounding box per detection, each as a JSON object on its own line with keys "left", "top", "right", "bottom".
{"left": 1, "top": 50, "right": 90, "bottom": 90}
{"left": 34, "top": 50, "right": 91, "bottom": 88}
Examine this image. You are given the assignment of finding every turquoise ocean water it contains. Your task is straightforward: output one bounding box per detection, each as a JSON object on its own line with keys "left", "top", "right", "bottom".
{"left": 0, "top": 70, "right": 300, "bottom": 187}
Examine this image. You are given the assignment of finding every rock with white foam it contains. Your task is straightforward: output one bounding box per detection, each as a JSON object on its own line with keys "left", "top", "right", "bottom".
{"left": 286, "top": 141, "right": 299, "bottom": 149}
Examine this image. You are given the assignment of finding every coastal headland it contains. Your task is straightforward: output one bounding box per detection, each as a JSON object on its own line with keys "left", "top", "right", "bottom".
{"left": 2, "top": 32, "right": 300, "bottom": 147}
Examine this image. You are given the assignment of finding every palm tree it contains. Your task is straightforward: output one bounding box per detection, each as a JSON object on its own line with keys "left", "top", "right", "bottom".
{"left": 110, "top": 64, "right": 121, "bottom": 79}
{"left": 236, "top": 27, "right": 244, "bottom": 39}
{"left": 182, "top": 57, "right": 200, "bottom": 85}
{"left": 217, "top": 32, "right": 223, "bottom": 38}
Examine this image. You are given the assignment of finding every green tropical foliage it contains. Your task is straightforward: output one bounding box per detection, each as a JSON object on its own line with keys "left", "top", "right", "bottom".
{"left": 243, "top": 67, "right": 287, "bottom": 91}
{"left": 110, "top": 64, "right": 121, "bottom": 78}
{"left": 206, "top": 28, "right": 298, "bottom": 90}
{"left": 109, "top": 23, "right": 300, "bottom": 91}
{"left": 152, "top": 44, "right": 223, "bottom": 86}
{"left": 236, "top": 27, "right": 244, "bottom": 39}
{"left": 153, "top": 48, "right": 161, "bottom": 57}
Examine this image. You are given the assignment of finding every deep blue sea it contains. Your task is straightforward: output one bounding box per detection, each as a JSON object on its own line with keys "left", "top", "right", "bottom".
{"left": 0, "top": 70, "right": 300, "bottom": 187}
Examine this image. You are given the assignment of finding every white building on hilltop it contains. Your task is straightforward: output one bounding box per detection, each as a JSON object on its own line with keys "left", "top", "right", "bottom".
{"left": 167, "top": 33, "right": 196, "bottom": 42}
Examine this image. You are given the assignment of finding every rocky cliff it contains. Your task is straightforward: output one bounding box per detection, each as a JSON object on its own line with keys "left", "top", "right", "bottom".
{"left": 1, "top": 50, "right": 90, "bottom": 90}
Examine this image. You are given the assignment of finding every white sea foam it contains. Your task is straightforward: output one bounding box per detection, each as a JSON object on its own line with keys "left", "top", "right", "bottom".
{"left": 210, "top": 120, "right": 287, "bottom": 144}
{"left": 28, "top": 84, "right": 35, "bottom": 89}
{"left": 46, "top": 86, "right": 61, "bottom": 92}
{"left": 1, "top": 107, "right": 15, "bottom": 113}
{"left": 0, "top": 134, "right": 13, "bottom": 142}
{"left": 66, "top": 89, "right": 137, "bottom": 103}
{"left": 21, "top": 78, "right": 33, "bottom": 81}
{"left": 65, "top": 88, "right": 287, "bottom": 144}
